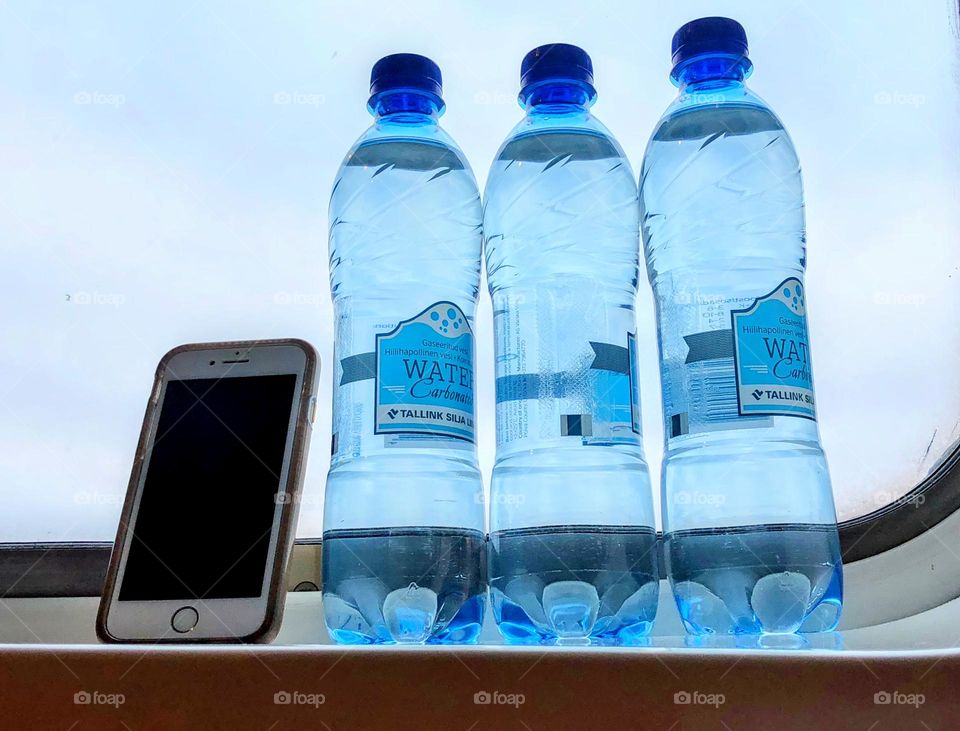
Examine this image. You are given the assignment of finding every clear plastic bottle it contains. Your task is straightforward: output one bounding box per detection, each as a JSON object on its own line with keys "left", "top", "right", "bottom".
{"left": 639, "top": 17, "right": 842, "bottom": 635}
{"left": 322, "top": 54, "right": 485, "bottom": 644}
{"left": 484, "top": 44, "right": 659, "bottom": 644}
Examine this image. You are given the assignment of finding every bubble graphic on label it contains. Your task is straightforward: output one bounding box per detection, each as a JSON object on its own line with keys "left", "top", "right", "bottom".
{"left": 417, "top": 303, "right": 469, "bottom": 337}
{"left": 783, "top": 287, "right": 791, "bottom": 298}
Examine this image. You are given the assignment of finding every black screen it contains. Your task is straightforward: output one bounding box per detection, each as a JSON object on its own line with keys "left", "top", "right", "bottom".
{"left": 118, "top": 374, "right": 296, "bottom": 601}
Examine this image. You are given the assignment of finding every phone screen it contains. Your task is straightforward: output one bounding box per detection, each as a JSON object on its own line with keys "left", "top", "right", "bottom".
{"left": 118, "top": 374, "right": 297, "bottom": 601}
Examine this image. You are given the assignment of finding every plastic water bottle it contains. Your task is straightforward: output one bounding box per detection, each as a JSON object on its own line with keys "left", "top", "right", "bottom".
{"left": 484, "top": 44, "right": 659, "bottom": 644}
{"left": 323, "top": 54, "right": 485, "bottom": 644}
{"left": 639, "top": 18, "right": 842, "bottom": 635}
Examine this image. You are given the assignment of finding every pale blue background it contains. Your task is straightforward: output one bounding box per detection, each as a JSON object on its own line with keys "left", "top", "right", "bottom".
{"left": 1, "top": 0, "right": 958, "bottom": 540}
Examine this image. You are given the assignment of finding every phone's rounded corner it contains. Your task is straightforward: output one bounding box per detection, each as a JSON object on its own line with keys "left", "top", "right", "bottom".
{"left": 283, "top": 339, "right": 320, "bottom": 392}
{"left": 95, "top": 609, "right": 121, "bottom": 644}
{"left": 287, "top": 339, "right": 319, "bottom": 367}
{"left": 155, "top": 342, "right": 200, "bottom": 375}
{"left": 242, "top": 606, "right": 284, "bottom": 645}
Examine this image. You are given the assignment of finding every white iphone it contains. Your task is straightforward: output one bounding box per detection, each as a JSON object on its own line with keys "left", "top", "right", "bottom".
{"left": 97, "top": 340, "right": 319, "bottom": 643}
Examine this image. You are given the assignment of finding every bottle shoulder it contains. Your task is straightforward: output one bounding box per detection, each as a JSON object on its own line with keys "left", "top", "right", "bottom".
{"left": 485, "top": 111, "right": 635, "bottom": 192}
{"left": 649, "top": 86, "right": 795, "bottom": 149}
{"left": 641, "top": 87, "right": 801, "bottom": 185}
{"left": 499, "top": 110, "right": 627, "bottom": 153}
{"left": 338, "top": 121, "right": 477, "bottom": 177}
{"left": 664, "top": 83, "right": 773, "bottom": 117}
{"left": 497, "top": 108, "right": 621, "bottom": 140}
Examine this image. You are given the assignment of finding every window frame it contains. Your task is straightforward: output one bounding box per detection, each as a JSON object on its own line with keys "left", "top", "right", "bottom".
{"left": 0, "top": 540, "right": 323, "bottom": 599}
{"left": 3, "top": 442, "right": 959, "bottom": 627}
{"left": 839, "top": 442, "right": 960, "bottom": 563}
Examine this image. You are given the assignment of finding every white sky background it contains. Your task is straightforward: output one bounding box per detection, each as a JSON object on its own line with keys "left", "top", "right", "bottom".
{"left": 0, "top": 1, "right": 958, "bottom": 541}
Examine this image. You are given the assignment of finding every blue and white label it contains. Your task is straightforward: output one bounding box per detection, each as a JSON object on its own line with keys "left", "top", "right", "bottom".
{"left": 731, "top": 278, "right": 816, "bottom": 420}
{"left": 374, "top": 302, "right": 475, "bottom": 442}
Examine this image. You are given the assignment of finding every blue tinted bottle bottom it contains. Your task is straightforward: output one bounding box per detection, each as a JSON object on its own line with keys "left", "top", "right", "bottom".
{"left": 488, "top": 525, "right": 659, "bottom": 645}
{"left": 322, "top": 526, "right": 486, "bottom": 645}
{"left": 665, "top": 523, "right": 843, "bottom": 636}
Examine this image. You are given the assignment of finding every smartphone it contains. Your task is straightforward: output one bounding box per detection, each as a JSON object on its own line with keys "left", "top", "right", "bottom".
{"left": 97, "top": 339, "right": 319, "bottom": 643}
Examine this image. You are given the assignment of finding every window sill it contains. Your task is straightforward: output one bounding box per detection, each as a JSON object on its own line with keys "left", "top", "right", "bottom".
{"left": 3, "top": 592, "right": 959, "bottom": 725}
{"left": 0, "top": 626, "right": 955, "bottom": 728}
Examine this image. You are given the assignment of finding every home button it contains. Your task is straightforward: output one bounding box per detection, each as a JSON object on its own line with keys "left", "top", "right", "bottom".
{"left": 171, "top": 606, "right": 199, "bottom": 633}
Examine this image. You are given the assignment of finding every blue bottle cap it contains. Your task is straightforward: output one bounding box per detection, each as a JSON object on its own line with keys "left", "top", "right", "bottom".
{"left": 519, "top": 43, "right": 596, "bottom": 103}
{"left": 671, "top": 17, "right": 751, "bottom": 70}
{"left": 368, "top": 53, "right": 444, "bottom": 112}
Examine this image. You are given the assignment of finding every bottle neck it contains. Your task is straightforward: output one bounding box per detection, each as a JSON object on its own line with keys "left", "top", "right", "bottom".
{"left": 672, "top": 54, "right": 751, "bottom": 93}
{"left": 521, "top": 81, "right": 594, "bottom": 114}
{"left": 370, "top": 91, "right": 441, "bottom": 123}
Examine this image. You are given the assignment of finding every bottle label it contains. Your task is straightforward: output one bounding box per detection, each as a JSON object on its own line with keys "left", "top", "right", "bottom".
{"left": 493, "top": 290, "right": 642, "bottom": 448}
{"left": 628, "top": 331, "right": 642, "bottom": 434}
{"left": 658, "top": 276, "right": 818, "bottom": 443}
{"left": 374, "top": 302, "right": 475, "bottom": 442}
{"left": 731, "top": 277, "right": 816, "bottom": 420}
